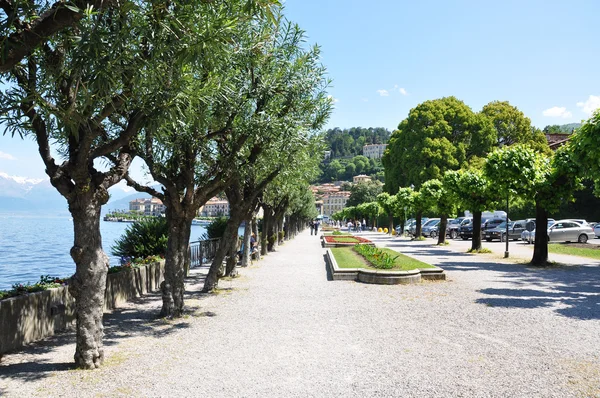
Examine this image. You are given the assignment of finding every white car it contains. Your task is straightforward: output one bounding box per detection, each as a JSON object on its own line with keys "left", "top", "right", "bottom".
{"left": 547, "top": 220, "right": 595, "bottom": 243}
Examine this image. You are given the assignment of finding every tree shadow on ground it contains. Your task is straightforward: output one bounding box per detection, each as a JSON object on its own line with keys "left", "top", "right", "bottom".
{"left": 474, "top": 266, "right": 600, "bottom": 320}
{"left": 0, "top": 269, "right": 208, "bottom": 384}
{"left": 384, "top": 239, "right": 600, "bottom": 320}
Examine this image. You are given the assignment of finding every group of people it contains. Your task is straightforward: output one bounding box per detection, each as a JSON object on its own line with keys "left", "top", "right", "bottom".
{"left": 309, "top": 219, "right": 320, "bottom": 235}
{"left": 346, "top": 219, "right": 367, "bottom": 232}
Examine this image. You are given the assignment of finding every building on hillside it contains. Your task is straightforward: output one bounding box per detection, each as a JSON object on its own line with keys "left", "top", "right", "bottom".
{"left": 353, "top": 174, "right": 372, "bottom": 184}
{"left": 129, "top": 197, "right": 165, "bottom": 216}
{"left": 199, "top": 197, "right": 230, "bottom": 217}
{"left": 322, "top": 191, "right": 351, "bottom": 217}
{"left": 310, "top": 183, "right": 341, "bottom": 196}
{"left": 362, "top": 144, "right": 387, "bottom": 159}
{"left": 545, "top": 133, "right": 571, "bottom": 151}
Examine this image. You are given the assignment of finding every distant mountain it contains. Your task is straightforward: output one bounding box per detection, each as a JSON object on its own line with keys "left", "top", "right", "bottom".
{"left": 0, "top": 172, "right": 157, "bottom": 215}
{"left": 0, "top": 172, "right": 66, "bottom": 213}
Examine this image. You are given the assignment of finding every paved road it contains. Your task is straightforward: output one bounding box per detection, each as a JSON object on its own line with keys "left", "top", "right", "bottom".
{"left": 1, "top": 230, "right": 599, "bottom": 397}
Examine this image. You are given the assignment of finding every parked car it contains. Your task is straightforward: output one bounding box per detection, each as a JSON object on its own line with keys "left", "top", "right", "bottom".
{"left": 595, "top": 223, "right": 600, "bottom": 238}
{"left": 458, "top": 217, "right": 474, "bottom": 240}
{"left": 421, "top": 218, "right": 441, "bottom": 237}
{"left": 447, "top": 217, "right": 466, "bottom": 239}
{"left": 566, "top": 219, "right": 589, "bottom": 226}
{"left": 522, "top": 220, "right": 556, "bottom": 244}
{"left": 547, "top": 220, "right": 595, "bottom": 243}
{"left": 407, "top": 218, "right": 430, "bottom": 237}
{"left": 481, "top": 218, "right": 506, "bottom": 235}
{"left": 484, "top": 220, "right": 525, "bottom": 242}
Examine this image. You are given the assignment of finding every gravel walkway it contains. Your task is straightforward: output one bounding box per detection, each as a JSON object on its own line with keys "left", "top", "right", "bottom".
{"left": 1, "top": 230, "right": 599, "bottom": 397}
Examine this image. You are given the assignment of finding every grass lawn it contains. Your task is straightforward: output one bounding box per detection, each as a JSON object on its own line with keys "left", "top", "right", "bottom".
{"left": 548, "top": 244, "right": 600, "bottom": 260}
{"left": 331, "top": 247, "right": 434, "bottom": 271}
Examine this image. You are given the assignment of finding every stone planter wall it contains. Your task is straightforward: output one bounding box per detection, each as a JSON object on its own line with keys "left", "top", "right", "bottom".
{"left": 325, "top": 249, "right": 445, "bottom": 284}
{"left": 0, "top": 260, "right": 164, "bottom": 355}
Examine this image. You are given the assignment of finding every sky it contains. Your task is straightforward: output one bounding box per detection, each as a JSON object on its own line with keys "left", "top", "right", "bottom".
{"left": 1, "top": 0, "right": 599, "bottom": 180}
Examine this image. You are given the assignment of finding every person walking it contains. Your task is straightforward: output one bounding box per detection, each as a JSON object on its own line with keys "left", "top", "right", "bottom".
{"left": 314, "top": 220, "right": 320, "bottom": 235}
{"left": 310, "top": 220, "right": 315, "bottom": 235}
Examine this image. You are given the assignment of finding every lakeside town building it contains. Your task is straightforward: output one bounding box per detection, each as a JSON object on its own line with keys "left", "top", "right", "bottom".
{"left": 129, "top": 197, "right": 166, "bottom": 217}
{"left": 199, "top": 197, "right": 230, "bottom": 217}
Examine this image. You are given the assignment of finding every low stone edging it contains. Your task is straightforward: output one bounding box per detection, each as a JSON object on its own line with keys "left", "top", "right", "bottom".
{"left": 0, "top": 260, "right": 165, "bottom": 356}
{"left": 325, "top": 249, "right": 445, "bottom": 284}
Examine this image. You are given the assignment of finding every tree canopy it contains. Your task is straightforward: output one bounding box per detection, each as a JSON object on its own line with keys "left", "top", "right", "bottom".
{"left": 383, "top": 96, "right": 495, "bottom": 193}
{"left": 481, "top": 101, "right": 550, "bottom": 154}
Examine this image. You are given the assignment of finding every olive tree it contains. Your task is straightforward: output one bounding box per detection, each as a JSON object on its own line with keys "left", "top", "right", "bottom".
{"left": 0, "top": 5, "right": 159, "bottom": 369}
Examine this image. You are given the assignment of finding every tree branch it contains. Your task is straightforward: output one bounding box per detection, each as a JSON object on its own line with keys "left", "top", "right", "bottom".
{"left": 0, "top": 0, "right": 115, "bottom": 73}
{"left": 90, "top": 110, "right": 145, "bottom": 159}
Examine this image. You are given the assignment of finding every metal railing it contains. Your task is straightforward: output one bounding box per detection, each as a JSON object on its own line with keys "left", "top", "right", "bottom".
{"left": 189, "top": 238, "right": 221, "bottom": 268}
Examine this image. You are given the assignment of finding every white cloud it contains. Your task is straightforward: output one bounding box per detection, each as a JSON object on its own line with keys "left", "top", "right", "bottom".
{"left": 542, "top": 106, "right": 572, "bottom": 118}
{"left": 0, "top": 151, "right": 16, "bottom": 160}
{"left": 576, "top": 95, "right": 600, "bottom": 115}
{"left": 376, "top": 89, "right": 389, "bottom": 97}
{"left": 327, "top": 95, "right": 339, "bottom": 103}
{"left": 399, "top": 88, "right": 408, "bottom": 96}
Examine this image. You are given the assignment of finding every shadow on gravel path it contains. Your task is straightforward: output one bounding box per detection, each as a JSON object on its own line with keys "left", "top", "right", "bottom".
{"left": 381, "top": 237, "right": 600, "bottom": 321}
{"left": 0, "top": 267, "right": 208, "bottom": 384}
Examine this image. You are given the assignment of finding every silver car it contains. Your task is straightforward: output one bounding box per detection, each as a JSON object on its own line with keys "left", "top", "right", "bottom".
{"left": 595, "top": 223, "right": 600, "bottom": 239}
{"left": 547, "top": 220, "right": 595, "bottom": 243}
{"left": 421, "top": 218, "right": 441, "bottom": 238}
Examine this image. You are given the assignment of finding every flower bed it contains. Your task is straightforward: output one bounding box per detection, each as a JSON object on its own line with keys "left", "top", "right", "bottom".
{"left": 322, "top": 235, "right": 374, "bottom": 248}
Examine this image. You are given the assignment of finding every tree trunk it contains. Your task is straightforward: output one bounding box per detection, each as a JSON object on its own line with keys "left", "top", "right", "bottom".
{"left": 204, "top": 216, "right": 241, "bottom": 291}
{"left": 471, "top": 211, "right": 482, "bottom": 251}
{"left": 278, "top": 215, "right": 284, "bottom": 243}
{"left": 415, "top": 211, "right": 423, "bottom": 237}
{"left": 241, "top": 217, "right": 252, "bottom": 267}
{"left": 261, "top": 208, "right": 272, "bottom": 255}
{"left": 161, "top": 209, "right": 193, "bottom": 318}
{"left": 531, "top": 202, "right": 549, "bottom": 265}
{"left": 252, "top": 217, "right": 261, "bottom": 261}
{"left": 437, "top": 214, "right": 447, "bottom": 245}
{"left": 388, "top": 214, "right": 394, "bottom": 235}
{"left": 225, "top": 239, "right": 238, "bottom": 277}
{"left": 68, "top": 198, "right": 109, "bottom": 369}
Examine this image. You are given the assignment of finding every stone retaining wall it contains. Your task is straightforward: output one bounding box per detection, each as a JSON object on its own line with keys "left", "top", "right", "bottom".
{"left": 325, "top": 249, "right": 445, "bottom": 284}
{"left": 0, "top": 261, "right": 164, "bottom": 355}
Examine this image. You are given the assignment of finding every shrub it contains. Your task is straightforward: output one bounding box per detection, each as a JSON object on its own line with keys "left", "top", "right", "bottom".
{"left": 0, "top": 275, "right": 67, "bottom": 301}
{"left": 278, "top": 230, "right": 285, "bottom": 242}
{"left": 353, "top": 244, "right": 399, "bottom": 269}
{"left": 107, "top": 255, "right": 163, "bottom": 274}
{"left": 200, "top": 216, "right": 229, "bottom": 240}
{"left": 111, "top": 217, "right": 168, "bottom": 260}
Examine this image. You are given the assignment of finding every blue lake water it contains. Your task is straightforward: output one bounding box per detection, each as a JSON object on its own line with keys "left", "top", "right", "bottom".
{"left": 0, "top": 214, "right": 215, "bottom": 290}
